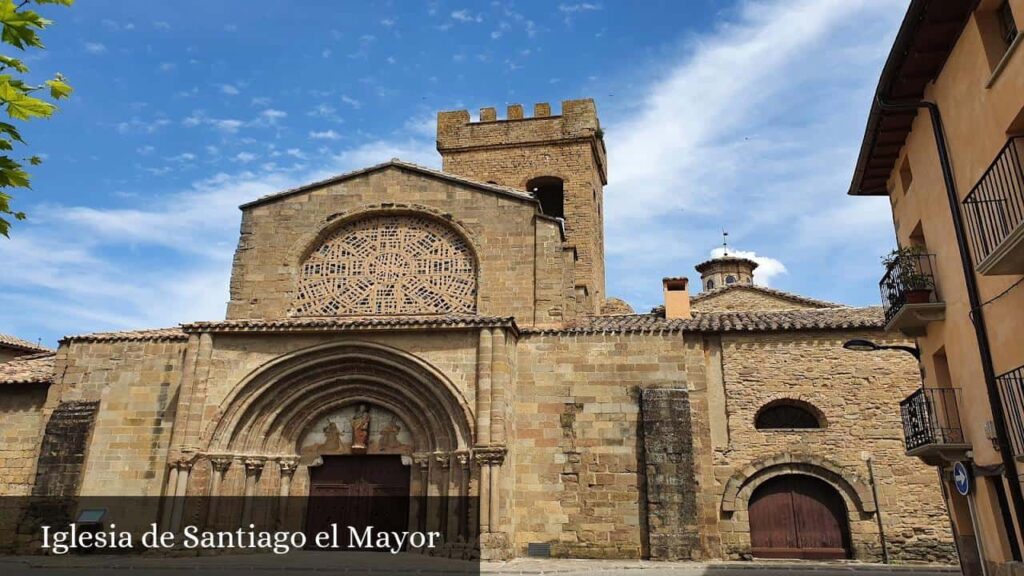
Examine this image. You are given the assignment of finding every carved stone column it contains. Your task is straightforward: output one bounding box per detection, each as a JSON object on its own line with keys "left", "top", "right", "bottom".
{"left": 410, "top": 453, "right": 430, "bottom": 534}
{"left": 277, "top": 457, "right": 299, "bottom": 529}
{"left": 433, "top": 451, "right": 450, "bottom": 540}
{"left": 205, "top": 455, "right": 233, "bottom": 527}
{"left": 476, "top": 330, "right": 492, "bottom": 446}
{"left": 160, "top": 462, "right": 179, "bottom": 529}
{"left": 169, "top": 457, "right": 195, "bottom": 531}
{"left": 474, "top": 447, "right": 506, "bottom": 534}
{"left": 241, "top": 457, "right": 266, "bottom": 526}
{"left": 454, "top": 450, "right": 471, "bottom": 543}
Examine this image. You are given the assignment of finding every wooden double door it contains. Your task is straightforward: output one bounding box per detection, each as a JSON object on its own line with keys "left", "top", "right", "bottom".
{"left": 305, "top": 455, "right": 411, "bottom": 542}
{"left": 748, "top": 475, "right": 851, "bottom": 560}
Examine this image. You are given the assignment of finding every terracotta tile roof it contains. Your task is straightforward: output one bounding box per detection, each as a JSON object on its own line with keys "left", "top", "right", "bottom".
{"left": 239, "top": 159, "right": 539, "bottom": 209}
{"left": 528, "top": 306, "right": 885, "bottom": 335}
{"left": 183, "top": 315, "right": 519, "bottom": 334}
{"left": 60, "top": 327, "right": 189, "bottom": 344}
{"left": 688, "top": 284, "right": 845, "bottom": 309}
{"left": 0, "top": 352, "right": 55, "bottom": 384}
{"left": 0, "top": 332, "right": 52, "bottom": 354}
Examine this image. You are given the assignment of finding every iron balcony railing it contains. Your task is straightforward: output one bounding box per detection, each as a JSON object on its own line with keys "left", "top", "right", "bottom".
{"left": 997, "top": 365, "right": 1024, "bottom": 459}
{"left": 963, "top": 136, "right": 1024, "bottom": 265}
{"left": 900, "top": 387, "right": 965, "bottom": 452}
{"left": 879, "top": 252, "right": 940, "bottom": 326}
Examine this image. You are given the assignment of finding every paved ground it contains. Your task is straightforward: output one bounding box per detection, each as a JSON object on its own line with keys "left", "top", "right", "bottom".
{"left": 0, "top": 552, "right": 961, "bottom": 576}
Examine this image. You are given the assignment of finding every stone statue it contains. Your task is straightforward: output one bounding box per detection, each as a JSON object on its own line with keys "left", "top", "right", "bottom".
{"left": 351, "top": 404, "right": 371, "bottom": 452}
{"left": 378, "top": 417, "right": 402, "bottom": 451}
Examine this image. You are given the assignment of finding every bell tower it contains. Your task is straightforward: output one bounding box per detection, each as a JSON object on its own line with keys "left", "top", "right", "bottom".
{"left": 436, "top": 98, "right": 608, "bottom": 311}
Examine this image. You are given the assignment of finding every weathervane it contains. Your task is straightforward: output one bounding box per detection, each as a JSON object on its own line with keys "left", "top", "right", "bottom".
{"left": 722, "top": 230, "right": 729, "bottom": 257}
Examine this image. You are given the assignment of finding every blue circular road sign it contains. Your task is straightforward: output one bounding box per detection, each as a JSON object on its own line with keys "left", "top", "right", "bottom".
{"left": 953, "top": 461, "right": 971, "bottom": 496}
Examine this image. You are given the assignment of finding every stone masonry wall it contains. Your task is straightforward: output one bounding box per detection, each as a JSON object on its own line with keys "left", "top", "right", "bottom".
{"left": 0, "top": 385, "right": 48, "bottom": 496}
{"left": 514, "top": 332, "right": 712, "bottom": 559}
{"left": 227, "top": 166, "right": 569, "bottom": 326}
{"left": 712, "top": 329, "right": 956, "bottom": 563}
{"left": 52, "top": 338, "right": 188, "bottom": 498}
{"left": 641, "top": 388, "right": 702, "bottom": 560}
{"left": 437, "top": 100, "right": 606, "bottom": 312}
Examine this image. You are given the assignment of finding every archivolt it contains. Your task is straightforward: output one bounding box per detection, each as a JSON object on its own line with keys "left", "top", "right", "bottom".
{"left": 721, "top": 452, "right": 876, "bottom": 515}
{"left": 201, "top": 341, "right": 473, "bottom": 454}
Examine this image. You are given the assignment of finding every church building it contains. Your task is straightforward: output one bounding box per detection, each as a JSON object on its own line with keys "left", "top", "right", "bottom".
{"left": 0, "top": 99, "right": 957, "bottom": 563}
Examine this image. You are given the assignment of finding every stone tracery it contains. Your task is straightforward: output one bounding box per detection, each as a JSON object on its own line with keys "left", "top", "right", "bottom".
{"left": 291, "top": 215, "right": 477, "bottom": 316}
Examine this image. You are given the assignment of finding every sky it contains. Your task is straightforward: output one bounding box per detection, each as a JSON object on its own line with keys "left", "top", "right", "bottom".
{"left": 0, "top": 0, "right": 908, "bottom": 346}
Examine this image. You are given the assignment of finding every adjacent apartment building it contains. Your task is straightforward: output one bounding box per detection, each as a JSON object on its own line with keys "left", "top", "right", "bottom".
{"left": 848, "top": 1, "right": 1024, "bottom": 574}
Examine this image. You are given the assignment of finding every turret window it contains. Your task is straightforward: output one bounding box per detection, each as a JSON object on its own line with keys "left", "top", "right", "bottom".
{"left": 527, "top": 176, "right": 565, "bottom": 219}
{"left": 725, "top": 275, "right": 737, "bottom": 284}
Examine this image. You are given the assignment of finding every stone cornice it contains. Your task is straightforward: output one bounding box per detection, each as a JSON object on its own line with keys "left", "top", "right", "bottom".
{"left": 182, "top": 315, "right": 520, "bottom": 337}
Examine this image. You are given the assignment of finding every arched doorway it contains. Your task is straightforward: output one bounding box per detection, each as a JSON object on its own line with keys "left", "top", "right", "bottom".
{"left": 749, "top": 475, "right": 851, "bottom": 559}
{"left": 305, "top": 455, "right": 410, "bottom": 540}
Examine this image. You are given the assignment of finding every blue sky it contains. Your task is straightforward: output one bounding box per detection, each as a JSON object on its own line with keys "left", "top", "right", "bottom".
{"left": 0, "top": 0, "right": 907, "bottom": 346}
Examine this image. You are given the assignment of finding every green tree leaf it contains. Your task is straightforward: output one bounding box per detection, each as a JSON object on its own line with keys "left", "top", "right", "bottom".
{"left": 0, "top": 0, "right": 72, "bottom": 237}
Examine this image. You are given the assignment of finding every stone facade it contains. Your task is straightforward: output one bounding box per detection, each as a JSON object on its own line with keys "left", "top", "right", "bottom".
{"left": 0, "top": 98, "right": 955, "bottom": 564}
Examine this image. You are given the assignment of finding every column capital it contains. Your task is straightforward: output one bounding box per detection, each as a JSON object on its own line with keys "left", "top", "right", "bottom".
{"left": 278, "top": 457, "right": 300, "bottom": 476}
{"left": 243, "top": 456, "right": 267, "bottom": 474}
{"left": 455, "top": 450, "right": 472, "bottom": 468}
{"left": 473, "top": 445, "right": 507, "bottom": 466}
{"left": 412, "top": 453, "right": 431, "bottom": 469}
{"left": 433, "top": 451, "right": 451, "bottom": 468}
{"left": 209, "top": 455, "right": 234, "bottom": 473}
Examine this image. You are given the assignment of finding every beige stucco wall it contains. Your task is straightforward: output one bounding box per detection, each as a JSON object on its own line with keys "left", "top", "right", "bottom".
{"left": 881, "top": 0, "right": 1024, "bottom": 565}
{"left": 226, "top": 166, "right": 571, "bottom": 326}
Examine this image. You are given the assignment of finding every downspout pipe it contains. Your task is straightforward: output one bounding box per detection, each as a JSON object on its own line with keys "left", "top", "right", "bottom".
{"left": 874, "top": 94, "right": 1024, "bottom": 560}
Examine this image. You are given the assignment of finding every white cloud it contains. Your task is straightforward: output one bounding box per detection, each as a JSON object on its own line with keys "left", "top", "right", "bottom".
{"left": 116, "top": 117, "right": 171, "bottom": 135}
{"left": 600, "top": 0, "right": 904, "bottom": 310}
{"left": 310, "top": 129, "right": 341, "bottom": 140}
{"left": 0, "top": 137, "right": 439, "bottom": 341}
{"left": 403, "top": 115, "right": 436, "bottom": 138}
{"left": 451, "top": 10, "right": 483, "bottom": 23}
{"left": 341, "top": 95, "right": 362, "bottom": 109}
{"left": 84, "top": 42, "right": 107, "bottom": 54}
{"left": 213, "top": 119, "right": 244, "bottom": 133}
{"left": 381, "top": 18, "right": 395, "bottom": 28}
{"left": 708, "top": 247, "right": 787, "bottom": 286}
{"left": 220, "top": 84, "right": 241, "bottom": 95}
{"left": 558, "top": 3, "right": 601, "bottom": 14}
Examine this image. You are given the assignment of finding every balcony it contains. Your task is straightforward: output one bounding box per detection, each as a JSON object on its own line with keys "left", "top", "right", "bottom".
{"left": 963, "top": 136, "right": 1024, "bottom": 275}
{"left": 900, "top": 387, "right": 970, "bottom": 466}
{"left": 880, "top": 251, "right": 945, "bottom": 336}
{"left": 997, "top": 365, "right": 1024, "bottom": 462}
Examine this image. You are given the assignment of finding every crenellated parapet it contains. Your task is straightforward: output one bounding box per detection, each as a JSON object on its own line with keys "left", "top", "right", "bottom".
{"left": 436, "top": 99, "right": 606, "bottom": 184}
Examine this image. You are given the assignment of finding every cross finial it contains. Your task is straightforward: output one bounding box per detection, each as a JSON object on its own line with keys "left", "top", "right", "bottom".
{"left": 722, "top": 230, "right": 729, "bottom": 257}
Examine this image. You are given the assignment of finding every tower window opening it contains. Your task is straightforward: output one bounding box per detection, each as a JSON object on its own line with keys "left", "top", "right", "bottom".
{"left": 726, "top": 275, "right": 737, "bottom": 284}
{"left": 527, "top": 176, "right": 565, "bottom": 219}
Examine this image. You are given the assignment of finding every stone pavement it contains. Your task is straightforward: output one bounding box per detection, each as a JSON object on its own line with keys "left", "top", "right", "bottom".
{"left": 0, "top": 552, "right": 961, "bottom": 576}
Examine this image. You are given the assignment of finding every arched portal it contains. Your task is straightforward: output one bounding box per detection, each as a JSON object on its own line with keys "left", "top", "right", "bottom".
{"left": 204, "top": 341, "right": 473, "bottom": 456}
{"left": 749, "top": 475, "right": 851, "bottom": 560}
{"left": 189, "top": 341, "right": 475, "bottom": 546}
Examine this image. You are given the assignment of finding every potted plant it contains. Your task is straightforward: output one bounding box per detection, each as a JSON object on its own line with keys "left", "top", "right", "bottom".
{"left": 883, "top": 247, "right": 935, "bottom": 304}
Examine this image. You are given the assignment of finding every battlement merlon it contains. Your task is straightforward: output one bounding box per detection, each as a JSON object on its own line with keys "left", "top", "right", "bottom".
{"left": 436, "top": 98, "right": 608, "bottom": 184}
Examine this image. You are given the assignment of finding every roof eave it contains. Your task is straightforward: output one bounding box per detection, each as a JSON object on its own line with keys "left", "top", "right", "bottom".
{"left": 847, "top": 0, "right": 978, "bottom": 197}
